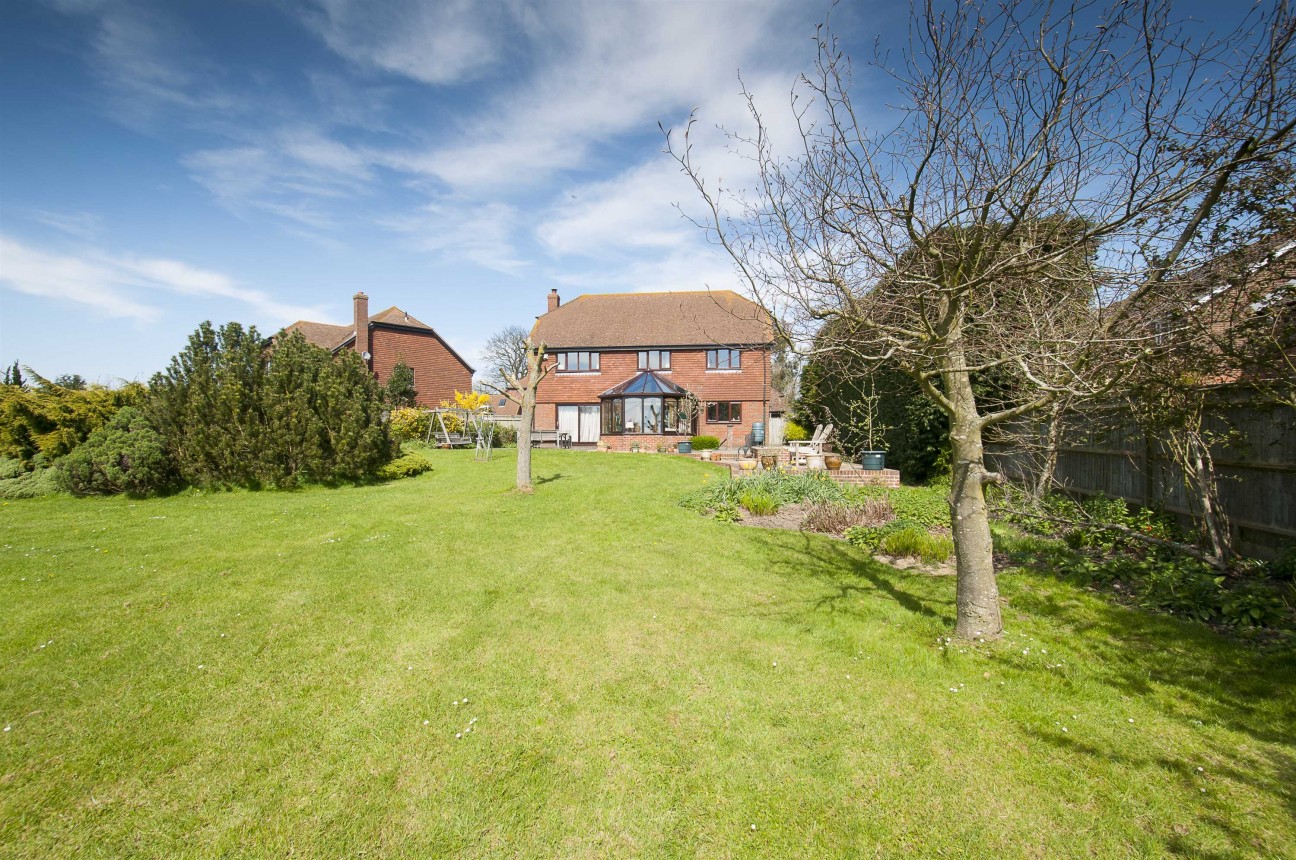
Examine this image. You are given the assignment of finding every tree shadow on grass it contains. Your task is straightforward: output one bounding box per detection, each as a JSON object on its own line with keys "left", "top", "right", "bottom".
{"left": 535, "top": 473, "right": 565, "bottom": 486}
{"left": 738, "top": 526, "right": 1296, "bottom": 761}
{"left": 1024, "top": 725, "right": 1295, "bottom": 858}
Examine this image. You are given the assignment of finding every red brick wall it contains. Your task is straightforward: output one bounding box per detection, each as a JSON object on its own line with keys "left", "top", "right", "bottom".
{"left": 535, "top": 347, "right": 772, "bottom": 442}
{"left": 369, "top": 327, "right": 473, "bottom": 407}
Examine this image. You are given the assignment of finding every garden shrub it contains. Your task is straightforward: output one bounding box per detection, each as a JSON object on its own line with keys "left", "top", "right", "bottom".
{"left": 389, "top": 407, "right": 430, "bottom": 442}
{"left": 848, "top": 485, "right": 947, "bottom": 529}
{"left": 783, "top": 420, "right": 809, "bottom": 442}
{"left": 377, "top": 451, "right": 434, "bottom": 480}
{"left": 0, "top": 456, "right": 24, "bottom": 480}
{"left": 384, "top": 361, "right": 418, "bottom": 407}
{"left": 56, "top": 407, "right": 174, "bottom": 496}
{"left": 0, "top": 373, "right": 145, "bottom": 465}
{"left": 0, "top": 467, "right": 63, "bottom": 499}
{"left": 690, "top": 435, "right": 721, "bottom": 450}
{"left": 802, "top": 497, "right": 894, "bottom": 535}
{"left": 680, "top": 469, "right": 845, "bottom": 517}
{"left": 148, "top": 324, "right": 391, "bottom": 488}
{"left": 878, "top": 526, "right": 954, "bottom": 563}
{"left": 739, "top": 491, "right": 780, "bottom": 516}
{"left": 490, "top": 424, "right": 517, "bottom": 447}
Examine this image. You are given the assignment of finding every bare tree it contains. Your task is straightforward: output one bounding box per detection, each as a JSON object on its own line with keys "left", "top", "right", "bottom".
{"left": 497, "top": 337, "right": 551, "bottom": 492}
{"left": 668, "top": 0, "right": 1296, "bottom": 638}
{"left": 480, "top": 325, "right": 531, "bottom": 393}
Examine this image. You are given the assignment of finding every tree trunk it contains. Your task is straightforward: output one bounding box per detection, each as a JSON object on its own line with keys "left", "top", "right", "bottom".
{"left": 945, "top": 367, "right": 1004, "bottom": 640}
{"left": 1035, "top": 400, "right": 1065, "bottom": 499}
{"left": 516, "top": 385, "right": 535, "bottom": 492}
{"left": 512, "top": 342, "right": 546, "bottom": 493}
{"left": 1188, "top": 430, "right": 1232, "bottom": 568}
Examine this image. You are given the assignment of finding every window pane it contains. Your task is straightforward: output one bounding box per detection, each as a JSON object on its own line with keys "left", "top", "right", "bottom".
{"left": 731, "top": 402, "right": 742, "bottom": 422}
{"left": 638, "top": 351, "right": 647, "bottom": 369}
{"left": 614, "top": 398, "right": 623, "bottom": 432}
{"left": 557, "top": 354, "right": 567, "bottom": 371}
{"left": 706, "top": 402, "right": 716, "bottom": 422}
{"left": 624, "top": 397, "right": 643, "bottom": 434}
{"left": 591, "top": 352, "right": 599, "bottom": 370}
{"left": 643, "top": 397, "right": 662, "bottom": 433}
{"left": 706, "top": 350, "right": 715, "bottom": 368}
{"left": 602, "top": 400, "right": 613, "bottom": 434}
{"left": 730, "top": 350, "right": 740, "bottom": 368}
{"left": 661, "top": 351, "right": 670, "bottom": 369}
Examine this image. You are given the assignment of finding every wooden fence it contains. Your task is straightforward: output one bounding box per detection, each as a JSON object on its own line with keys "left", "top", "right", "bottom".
{"left": 985, "top": 395, "right": 1296, "bottom": 560}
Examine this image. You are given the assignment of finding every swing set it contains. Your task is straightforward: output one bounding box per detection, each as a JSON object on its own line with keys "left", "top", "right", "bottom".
{"left": 423, "top": 407, "right": 501, "bottom": 461}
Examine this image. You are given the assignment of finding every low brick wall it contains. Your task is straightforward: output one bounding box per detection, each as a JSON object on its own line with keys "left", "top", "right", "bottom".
{"left": 714, "top": 458, "right": 902, "bottom": 487}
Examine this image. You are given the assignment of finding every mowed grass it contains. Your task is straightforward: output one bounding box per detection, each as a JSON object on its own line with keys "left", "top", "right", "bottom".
{"left": 1, "top": 451, "right": 1293, "bottom": 859}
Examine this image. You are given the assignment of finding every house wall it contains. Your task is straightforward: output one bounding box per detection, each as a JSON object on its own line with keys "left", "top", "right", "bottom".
{"left": 369, "top": 327, "right": 473, "bottom": 407}
{"left": 535, "top": 346, "right": 772, "bottom": 445}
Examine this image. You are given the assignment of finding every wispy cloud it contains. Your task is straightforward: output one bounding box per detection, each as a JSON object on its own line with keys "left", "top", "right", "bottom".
{"left": 296, "top": 0, "right": 510, "bottom": 85}
{"left": 27, "top": 209, "right": 105, "bottom": 242}
{"left": 0, "top": 235, "right": 321, "bottom": 324}
{"left": 379, "top": 201, "right": 528, "bottom": 275}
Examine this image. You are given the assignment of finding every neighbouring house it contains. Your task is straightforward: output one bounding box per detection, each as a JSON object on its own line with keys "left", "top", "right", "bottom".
{"left": 283, "top": 292, "right": 474, "bottom": 406}
{"left": 530, "top": 289, "right": 779, "bottom": 450}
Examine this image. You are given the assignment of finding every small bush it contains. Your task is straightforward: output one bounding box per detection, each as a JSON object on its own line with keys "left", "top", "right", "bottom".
{"left": 739, "top": 491, "right": 780, "bottom": 516}
{"left": 802, "top": 497, "right": 894, "bottom": 535}
{"left": 879, "top": 526, "right": 954, "bottom": 563}
{"left": 490, "top": 424, "right": 517, "bottom": 447}
{"left": 713, "top": 504, "right": 742, "bottom": 523}
{"left": 783, "top": 420, "right": 810, "bottom": 442}
{"left": 0, "top": 456, "right": 24, "bottom": 480}
{"left": 377, "top": 452, "right": 434, "bottom": 480}
{"left": 389, "top": 407, "right": 430, "bottom": 442}
{"left": 680, "top": 469, "right": 845, "bottom": 516}
{"left": 57, "top": 407, "right": 173, "bottom": 496}
{"left": 691, "top": 435, "right": 721, "bottom": 450}
{"left": 0, "top": 467, "right": 63, "bottom": 499}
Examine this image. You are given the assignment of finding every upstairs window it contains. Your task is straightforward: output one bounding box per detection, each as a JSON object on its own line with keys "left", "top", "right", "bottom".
{"left": 637, "top": 350, "right": 671, "bottom": 370}
{"left": 555, "top": 351, "right": 600, "bottom": 372}
{"left": 706, "top": 348, "right": 741, "bottom": 369}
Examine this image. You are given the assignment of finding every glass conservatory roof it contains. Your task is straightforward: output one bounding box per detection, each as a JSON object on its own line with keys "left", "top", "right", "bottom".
{"left": 598, "top": 371, "right": 689, "bottom": 398}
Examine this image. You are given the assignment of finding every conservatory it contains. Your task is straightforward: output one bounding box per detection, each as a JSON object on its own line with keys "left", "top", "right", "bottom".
{"left": 599, "top": 371, "right": 695, "bottom": 436}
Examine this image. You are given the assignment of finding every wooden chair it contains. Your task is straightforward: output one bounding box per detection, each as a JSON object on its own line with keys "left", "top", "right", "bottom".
{"left": 786, "top": 424, "right": 823, "bottom": 465}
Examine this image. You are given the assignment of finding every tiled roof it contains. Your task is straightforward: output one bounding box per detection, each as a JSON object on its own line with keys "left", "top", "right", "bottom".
{"left": 283, "top": 306, "right": 435, "bottom": 352}
{"left": 282, "top": 320, "right": 353, "bottom": 351}
{"left": 598, "top": 370, "right": 689, "bottom": 398}
{"left": 531, "top": 290, "right": 774, "bottom": 349}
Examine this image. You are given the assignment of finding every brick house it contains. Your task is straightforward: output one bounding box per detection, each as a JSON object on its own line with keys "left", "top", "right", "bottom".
{"left": 530, "top": 289, "right": 779, "bottom": 451}
{"left": 284, "top": 292, "right": 474, "bottom": 406}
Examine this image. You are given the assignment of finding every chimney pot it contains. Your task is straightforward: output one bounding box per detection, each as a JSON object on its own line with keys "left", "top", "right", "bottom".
{"left": 547, "top": 289, "right": 561, "bottom": 313}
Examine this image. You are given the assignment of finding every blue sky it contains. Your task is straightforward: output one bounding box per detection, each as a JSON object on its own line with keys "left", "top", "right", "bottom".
{"left": 0, "top": 0, "right": 889, "bottom": 382}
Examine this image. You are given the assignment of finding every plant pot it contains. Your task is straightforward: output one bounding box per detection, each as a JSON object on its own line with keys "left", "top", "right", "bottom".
{"left": 824, "top": 454, "right": 843, "bottom": 470}
{"left": 806, "top": 453, "right": 826, "bottom": 471}
{"left": 677, "top": 441, "right": 693, "bottom": 454}
{"left": 739, "top": 460, "right": 757, "bottom": 472}
{"left": 760, "top": 454, "right": 777, "bottom": 470}
{"left": 630, "top": 444, "right": 640, "bottom": 453}
{"left": 859, "top": 451, "right": 886, "bottom": 471}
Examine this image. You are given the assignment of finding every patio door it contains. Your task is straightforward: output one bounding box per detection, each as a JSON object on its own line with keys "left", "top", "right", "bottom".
{"left": 557, "top": 405, "right": 601, "bottom": 444}
{"left": 578, "top": 405, "right": 600, "bottom": 443}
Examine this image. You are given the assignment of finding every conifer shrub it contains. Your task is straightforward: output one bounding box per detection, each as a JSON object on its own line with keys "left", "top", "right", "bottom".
{"left": 147, "top": 324, "right": 391, "bottom": 489}
{"left": 690, "top": 435, "right": 721, "bottom": 450}
{"left": 57, "top": 407, "right": 174, "bottom": 496}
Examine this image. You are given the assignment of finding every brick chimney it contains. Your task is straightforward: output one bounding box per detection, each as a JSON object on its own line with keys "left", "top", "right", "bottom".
{"left": 547, "top": 288, "right": 561, "bottom": 313}
{"left": 353, "top": 291, "right": 370, "bottom": 364}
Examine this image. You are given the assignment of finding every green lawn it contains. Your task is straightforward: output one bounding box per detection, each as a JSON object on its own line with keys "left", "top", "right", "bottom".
{"left": 2, "top": 450, "right": 1293, "bottom": 859}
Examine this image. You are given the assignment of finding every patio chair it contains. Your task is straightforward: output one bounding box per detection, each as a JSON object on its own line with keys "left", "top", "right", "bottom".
{"left": 786, "top": 424, "right": 833, "bottom": 465}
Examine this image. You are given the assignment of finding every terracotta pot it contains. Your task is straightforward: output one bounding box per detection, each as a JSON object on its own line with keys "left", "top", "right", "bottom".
{"left": 824, "top": 454, "right": 843, "bottom": 470}
{"left": 760, "top": 454, "right": 777, "bottom": 470}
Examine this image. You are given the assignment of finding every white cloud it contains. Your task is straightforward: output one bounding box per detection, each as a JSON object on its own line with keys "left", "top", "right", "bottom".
{"left": 297, "top": 0, "right": 508, "bottom": 85}
{"left": 27, "top": 209, "right": 105, "bottom": 242}
{"left": 379, "top": 201, "right": 528, "bottom": 275}
{"left": 0, "top": 235, "right": 321, "bottom": 325}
